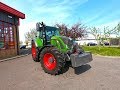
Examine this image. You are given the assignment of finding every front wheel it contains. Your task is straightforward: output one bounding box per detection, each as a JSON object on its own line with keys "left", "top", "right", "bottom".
{"left": 40, "top": 47, "right": 65, "bottom": 75}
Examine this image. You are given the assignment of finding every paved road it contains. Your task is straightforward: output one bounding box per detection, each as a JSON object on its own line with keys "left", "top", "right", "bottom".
{"left": 0, "top": 55, "right": 120, "bottom": 90}
{"left": 19, "top": 48, "right": 31, "bottom": 55}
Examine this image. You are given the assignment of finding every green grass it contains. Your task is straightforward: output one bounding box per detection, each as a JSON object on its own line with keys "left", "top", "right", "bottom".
{"left": 82, "top": 46, "right": 120, "bottom": 56}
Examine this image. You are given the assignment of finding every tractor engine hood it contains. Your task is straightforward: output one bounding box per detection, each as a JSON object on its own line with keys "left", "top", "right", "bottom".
{"left": 60, "top": 36, "right": 73, "bottom": 49}
{"left": 60, "top": 36, "right": 84, "bottom": 54}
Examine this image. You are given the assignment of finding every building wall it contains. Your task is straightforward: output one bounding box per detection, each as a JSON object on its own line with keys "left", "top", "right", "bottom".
{"left": 76, "top": 40, "right": 98, "bottom": 45}
{"left": 0, "top": 25, "right": 18, "bottom": 60}
{"left": 15, "top": 26, "right": 20, "bottom": 55}
{"left": 0, "top": 3, "right": 25, "bottom": 60}
{"left": 110, "top": 38, "right": 119, "bottom": 45}
{"left": 0, "top": 48, "right": 17, "bottom": 59}
{"left": 0, "top": 12, "right": 19, "bottom": 25}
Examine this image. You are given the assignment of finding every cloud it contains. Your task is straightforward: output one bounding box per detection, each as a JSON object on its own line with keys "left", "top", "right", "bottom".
{"left": 95, "top": 19, "right": 120, "bottom": 29}
{"left": 31, "top": 0, "right": 88, "bottom": 23}
{"left": 18, "top": 0, "right": 89, "bottom": 41}
{"left": 94, "top": 10, "right": 120, "bottom": 25}
{"left": 85, "top": 10, "right": 105, "bottom": 24}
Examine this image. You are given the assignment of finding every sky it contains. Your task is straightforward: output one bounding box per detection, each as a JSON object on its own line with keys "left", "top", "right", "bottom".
{"left": 1, "top": 0, "right": 120, "bottom": 41}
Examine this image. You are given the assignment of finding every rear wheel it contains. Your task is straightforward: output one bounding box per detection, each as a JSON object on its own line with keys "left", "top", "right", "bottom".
{"left": 31, "top": 41, "right": 40, "bottom": 62}
{"left": 40, "top": 47, "right": 65, "bottom": 75}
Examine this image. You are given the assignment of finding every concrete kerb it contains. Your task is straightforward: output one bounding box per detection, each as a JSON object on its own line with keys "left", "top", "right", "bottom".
{"left": 93, "top": 54, "right": 120, "bottom": 58}
{"left": 0, "top": 54, "right": 29, "bottom": 62}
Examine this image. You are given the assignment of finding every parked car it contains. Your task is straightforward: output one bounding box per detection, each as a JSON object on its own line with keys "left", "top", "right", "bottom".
{"left": 20, "top": 45, "right": 26, "bottom": 49}
{"left": 100, "top": 42, "right": 110, "bottom": 46}
{"left": 87, "top": 42, "right": 97, "bottom": 46}
{"left": 104, "top": 42, "right": 109, "bottom": 46}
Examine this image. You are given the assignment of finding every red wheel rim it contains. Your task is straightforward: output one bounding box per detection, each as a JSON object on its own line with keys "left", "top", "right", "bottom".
{"left": 43, "top": 53, "right": 56, "bottom": 70}
{"left": 32, "top": 43, "right": 36, "bottom": 59}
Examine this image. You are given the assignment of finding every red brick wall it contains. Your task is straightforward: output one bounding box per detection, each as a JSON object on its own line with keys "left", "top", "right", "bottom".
{"left": 0, "top": 49, "right": 17, "bottom": 59}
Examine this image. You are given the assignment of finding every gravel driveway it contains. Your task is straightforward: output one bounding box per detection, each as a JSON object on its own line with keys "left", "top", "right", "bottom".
{"left": 0, "top": 55, "right": 120, "bottom": 90}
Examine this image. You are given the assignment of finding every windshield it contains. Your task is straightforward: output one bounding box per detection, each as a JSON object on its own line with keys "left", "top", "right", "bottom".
{"left": 46, "top": 26, "right": 59, "bottom": 40}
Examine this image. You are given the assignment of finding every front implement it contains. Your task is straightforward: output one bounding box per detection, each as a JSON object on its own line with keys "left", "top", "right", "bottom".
{"left": 70, "top": 52, "right": 92, "bottom": 67}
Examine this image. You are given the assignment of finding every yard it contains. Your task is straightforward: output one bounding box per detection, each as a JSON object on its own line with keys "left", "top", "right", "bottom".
{"left": 0, "top": 55, "right": 120, "bottom": 90}
{"left": 83, "top": 46, "right": 120, "bottom": 56}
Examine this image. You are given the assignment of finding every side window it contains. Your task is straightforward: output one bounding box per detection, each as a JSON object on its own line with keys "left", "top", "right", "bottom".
{"left": 37, "top": 30, "right": 42, "bottom": 38}
{"left": 0, "top": 21, "right": 4, "bottom": 49}
{"left": 0, "top": 21, "right": 15, "bottom": 49}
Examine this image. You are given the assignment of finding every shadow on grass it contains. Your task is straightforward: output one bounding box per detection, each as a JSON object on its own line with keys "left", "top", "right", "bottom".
{"left": 74, "top": 64, "right": 91, "bottom": 75}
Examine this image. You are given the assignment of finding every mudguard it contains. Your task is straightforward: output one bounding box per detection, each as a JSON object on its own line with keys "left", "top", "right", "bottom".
{"left": 34, "top": 38, "right": 43, "bottom": 48}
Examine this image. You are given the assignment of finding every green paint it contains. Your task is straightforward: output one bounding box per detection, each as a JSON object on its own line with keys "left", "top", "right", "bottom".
{"left": 35, "top": 38, "right": 43, "bottom": 47}
{"left": 51, "top": 36, "right": 69, "bottom": 53}
{"left": 34, "top": 26, "right": 69, "bottom": 53}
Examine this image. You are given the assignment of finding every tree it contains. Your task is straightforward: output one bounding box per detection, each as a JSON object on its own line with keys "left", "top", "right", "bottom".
{"left": 56, "top": 22, "right": 87, "bottom": 40}
{"left": 102, "top": 26, "right": 112, "bottom": 44}
{"left": 19, "top": 41, "right": 23, "bottom": 45}
{"left": 55, "top": 23, "right": 68, "bottom": 36}
{"left": 114, "top": 23, "right": 120, "bottom": 46}
{"left": 90, "top": 26, "right": 114, "bottom": 45}
{"left": 70, "top": 23, "right": 87, "bottom": 40}
{"left": 90, "top": 27, "right": 101, "bottom": 45}
{"left": 25, "top": 40, "right": 28, "bottom": 46}
{"left": 24, "top": 28, "right": 37, "bottom": 41}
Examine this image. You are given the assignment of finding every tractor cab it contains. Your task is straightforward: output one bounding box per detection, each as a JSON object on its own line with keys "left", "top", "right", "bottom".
{"left": 36, "top": 22, "right": 59, "bottom": 45}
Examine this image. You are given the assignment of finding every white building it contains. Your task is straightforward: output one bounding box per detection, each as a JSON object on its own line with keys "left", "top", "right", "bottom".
{"left": 76, "top": 34, "right": 97, "bottom": 45}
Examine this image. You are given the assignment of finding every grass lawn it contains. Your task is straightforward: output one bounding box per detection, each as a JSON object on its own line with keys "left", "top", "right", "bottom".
{"left": 82, "top": 46, "right": 120, "bottom": 56}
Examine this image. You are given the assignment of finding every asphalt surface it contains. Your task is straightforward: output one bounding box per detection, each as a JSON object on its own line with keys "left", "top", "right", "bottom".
{"left": 19, "top": 48, "right": 31, "bottom": 55}
{"left": 0, "top": 55, "right": 120, "bottom": 90}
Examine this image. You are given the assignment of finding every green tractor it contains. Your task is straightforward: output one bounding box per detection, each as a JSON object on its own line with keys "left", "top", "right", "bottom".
{"left": 31, "top": 22, "right": 92, "bottom": 75}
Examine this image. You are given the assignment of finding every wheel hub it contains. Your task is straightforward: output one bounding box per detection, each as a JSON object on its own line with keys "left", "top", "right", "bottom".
{"left": 43, "top": 53, "right": 56, "bottom": 70}
{"left": 48, "top": 57, "right": 54, "bottom": 63}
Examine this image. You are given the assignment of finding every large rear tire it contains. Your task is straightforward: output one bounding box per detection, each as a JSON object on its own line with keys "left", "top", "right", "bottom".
{"left": 40, "top": 47, "right": 65, "bottom": 75}
{"left": 31, "top": 41, "right": 40, "bottom": 62}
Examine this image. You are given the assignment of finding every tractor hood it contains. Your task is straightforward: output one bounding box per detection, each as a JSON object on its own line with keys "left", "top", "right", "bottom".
{"left": 60, "top": 36, "right": 84, "bottom": 54}
{"left": 51, "top": 36, "right": 80, "bottom": 53}
{"left": 51, "top": 36, "right": 73, "bottom": 50}
{"left": 60, "top": 36, "right": 73, "bottom": 49}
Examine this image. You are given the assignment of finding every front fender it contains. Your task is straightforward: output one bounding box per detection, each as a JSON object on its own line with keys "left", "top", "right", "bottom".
{"left": 33, "top": 38, "right": 43, "bottom": 48}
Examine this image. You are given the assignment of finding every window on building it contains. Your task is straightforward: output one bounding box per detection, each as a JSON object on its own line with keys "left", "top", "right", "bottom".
{"left": 0, "top": 20, "right": 15, "bottom": 49}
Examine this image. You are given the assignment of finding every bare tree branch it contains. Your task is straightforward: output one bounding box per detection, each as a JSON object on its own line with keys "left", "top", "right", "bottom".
{"left": 24, "top": 28, "right": 37, "bottom": 41}
{"left": 56, "top": 22, "right": 87, "bottom": 40}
